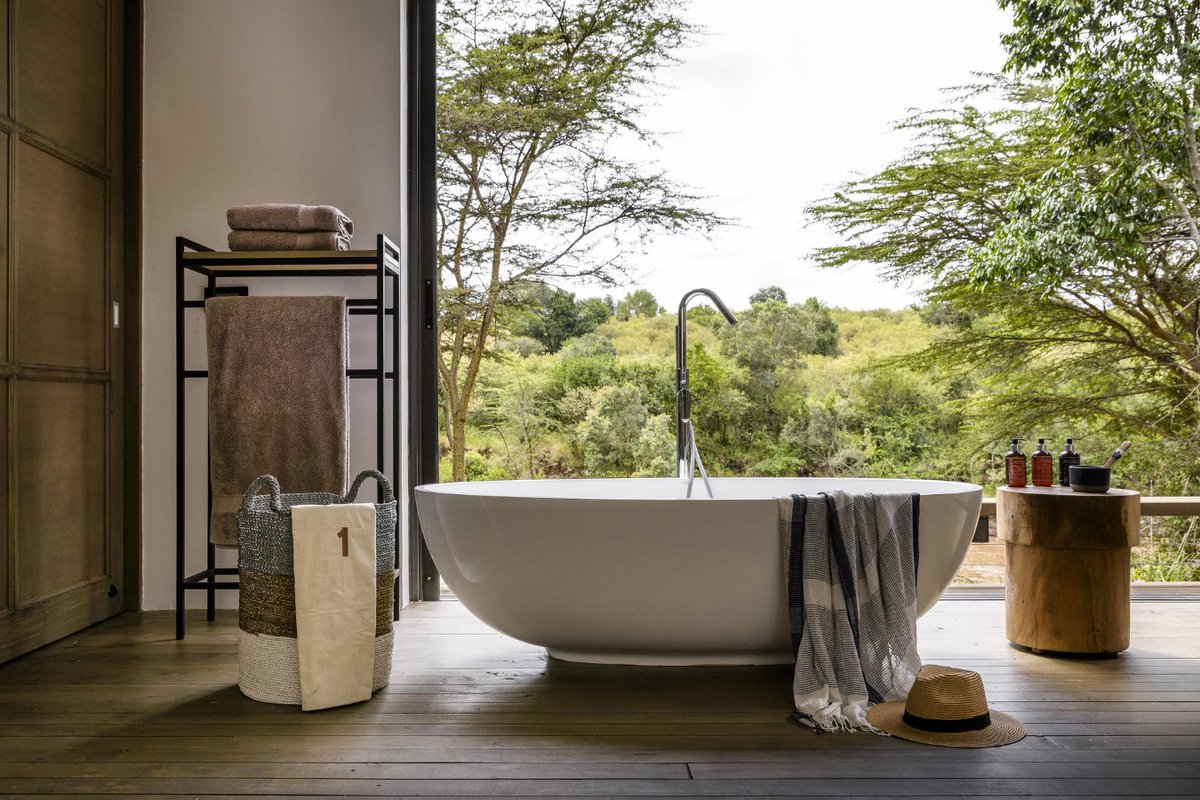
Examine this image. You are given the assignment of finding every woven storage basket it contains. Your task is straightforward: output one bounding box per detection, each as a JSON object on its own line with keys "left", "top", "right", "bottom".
{"left": 236, "top": 468, "right": 397, "bottom": 705}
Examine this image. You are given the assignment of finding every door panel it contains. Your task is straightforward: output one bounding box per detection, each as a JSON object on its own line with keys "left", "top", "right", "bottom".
{"left": 15, "top": 381, "right": 106, "bottom": 605}
{"left": 0, "top": 0, "right": 124, "bottom": 664}
{"left": 15, "top": 0, "right": 107, "bottom": 166}
{"left": 16, "top": 143, "right": 106, "bottom": 371}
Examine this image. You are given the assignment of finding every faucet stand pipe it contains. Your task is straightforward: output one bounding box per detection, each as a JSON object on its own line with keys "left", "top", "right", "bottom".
{"left": 674, "top": 289, "right": 737, "bottom": 479}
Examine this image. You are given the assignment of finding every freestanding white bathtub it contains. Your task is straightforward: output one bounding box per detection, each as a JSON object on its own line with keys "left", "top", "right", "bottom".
{"left": 414, "top": 477, "right": 982, "bottom": 665}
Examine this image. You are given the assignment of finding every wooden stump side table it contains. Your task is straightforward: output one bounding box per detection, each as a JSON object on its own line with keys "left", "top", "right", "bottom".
{"left": 997, "top": 486, "right": 1140, "bottom": 656}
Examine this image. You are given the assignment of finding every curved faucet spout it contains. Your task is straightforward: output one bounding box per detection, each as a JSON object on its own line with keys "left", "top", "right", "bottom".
{"left": 675, "top": 289, "right": 738, "bottom": 480}
{"left": 675, "top": 289, "right": 737, "bottom": 373}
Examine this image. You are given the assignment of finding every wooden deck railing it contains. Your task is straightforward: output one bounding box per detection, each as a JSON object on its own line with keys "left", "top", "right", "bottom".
{"left": 974, "top": 495, "right": 1200, "bottom": 543}
{"left": 956, "top": 495, "right": 1200, "bottom": 587}
{"left": 979, "top": 495, "right": 1200, "bottom": 518}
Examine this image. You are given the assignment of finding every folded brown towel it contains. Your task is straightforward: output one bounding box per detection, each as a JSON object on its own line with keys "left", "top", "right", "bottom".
{"left": 206, "top": 296, "right": 349, "bottom": 547}
{"left": 228, "top": 230, "right": 351, "bottom": 251}
{"left": 227, "top": 204, "right": 354, "bottom": 236}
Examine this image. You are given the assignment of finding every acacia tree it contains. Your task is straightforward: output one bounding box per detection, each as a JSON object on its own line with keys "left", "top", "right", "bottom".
{"left": 437, "top": 0, "right": 722, "bottom": 479}
{"left": 809, "top": 0, "right": 1200, "bottom": 451}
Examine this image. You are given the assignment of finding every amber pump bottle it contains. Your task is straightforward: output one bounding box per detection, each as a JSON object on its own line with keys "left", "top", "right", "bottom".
{"left": 1059, "top": 438, "right": 1080, "bottom": 487}
{"left": 1004, "top": 438, "right": 1027, "bottom": 488}
{"left": 1032, "top": 438, "right": 1054, "bottom": 487}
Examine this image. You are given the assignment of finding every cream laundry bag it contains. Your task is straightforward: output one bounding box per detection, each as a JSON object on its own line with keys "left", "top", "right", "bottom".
{"left": 291, "top": 502, "right": 377, "bottom": 711}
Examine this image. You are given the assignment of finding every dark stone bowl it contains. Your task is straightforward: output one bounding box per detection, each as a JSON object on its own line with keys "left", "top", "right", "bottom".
{"left": 1069, "top": 465, "right": 1111, "bottom": 494}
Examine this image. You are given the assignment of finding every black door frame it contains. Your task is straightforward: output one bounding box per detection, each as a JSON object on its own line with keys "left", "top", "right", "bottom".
{"left": 406, "top": 0, "right": 440, "bottom": 601}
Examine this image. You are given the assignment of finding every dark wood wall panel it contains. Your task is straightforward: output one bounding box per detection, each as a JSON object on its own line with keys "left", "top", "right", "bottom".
{"left": 0, "top": 133, "right": 7, "bottom": 364}
{"left": 15, "top": 143, "right": 106, "bottom": 371}
{"left": 14, "top": 0, "right": 107, "bottom": 166}
{"left": 15, "top": 380, "right": 106, "bottom": 606}
{"left": 0, "top": 2, "right": 9, "bottom": 115}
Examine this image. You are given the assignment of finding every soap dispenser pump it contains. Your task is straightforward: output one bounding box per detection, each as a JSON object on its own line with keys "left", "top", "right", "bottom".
{"left": 1004, "top": 438, "right": 1027, "bottom": 488}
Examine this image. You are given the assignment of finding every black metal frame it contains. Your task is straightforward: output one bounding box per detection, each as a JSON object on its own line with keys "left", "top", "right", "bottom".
{"left": 407, "top": 0, "right": 441, "bottom": 600}
{"left": 174, "top": 234, "right": 403, "bottom": 640}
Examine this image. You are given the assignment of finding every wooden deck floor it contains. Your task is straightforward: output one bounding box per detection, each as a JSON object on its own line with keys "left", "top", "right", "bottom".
{"left": 0, "top": 600, "right": 1197, "bottom": 798}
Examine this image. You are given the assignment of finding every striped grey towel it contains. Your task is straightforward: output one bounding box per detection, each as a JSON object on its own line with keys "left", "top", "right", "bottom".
{"left": 778, "top": 490, "right": 922, "bottom": 734}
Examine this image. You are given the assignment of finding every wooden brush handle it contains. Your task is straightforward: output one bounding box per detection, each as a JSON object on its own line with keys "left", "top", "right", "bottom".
{"left": 1102, "top": 440, "right": 1132, "bottom": 468}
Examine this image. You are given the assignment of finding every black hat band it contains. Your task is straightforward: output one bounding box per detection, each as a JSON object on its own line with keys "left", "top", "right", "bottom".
{"left": 902, "top": 710, "right": 992, "bottom": 733}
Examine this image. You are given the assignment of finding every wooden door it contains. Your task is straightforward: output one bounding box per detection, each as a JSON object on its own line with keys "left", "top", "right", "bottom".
{"left": 0, "top": 0, "right": 125, "bottom": 663}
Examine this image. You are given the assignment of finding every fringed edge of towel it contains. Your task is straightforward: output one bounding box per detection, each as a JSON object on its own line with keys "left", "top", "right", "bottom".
{"left": 792, "top": 704, "right": 891, "bottom": 736}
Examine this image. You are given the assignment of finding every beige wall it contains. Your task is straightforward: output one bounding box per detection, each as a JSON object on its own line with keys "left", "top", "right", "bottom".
{"left": 142, "top": 0, "right": 408, "bottom": 610}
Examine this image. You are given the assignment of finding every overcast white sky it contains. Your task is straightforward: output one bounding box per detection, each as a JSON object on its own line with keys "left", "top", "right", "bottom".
{"left": 566, "top": 0, "right": 1013, "bottom": 312}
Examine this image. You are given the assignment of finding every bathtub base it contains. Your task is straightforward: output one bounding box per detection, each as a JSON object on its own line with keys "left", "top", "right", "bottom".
{"left": 546, "top": 648, "right": 795, "bottom": 667}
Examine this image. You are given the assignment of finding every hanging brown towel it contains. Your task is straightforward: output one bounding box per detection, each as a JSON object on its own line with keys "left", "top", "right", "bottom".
{"left": 206, "top": 296, "right": 348, "bottom": 547}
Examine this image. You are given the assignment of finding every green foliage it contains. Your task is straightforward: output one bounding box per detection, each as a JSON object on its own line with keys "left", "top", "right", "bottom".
{"left": 717, "top": 297, "right": 839, "bottom": 439}
{"left": 542, "top": 348, "right": 620, "bottom": 422}
{"left": 1132, "top": 518, "right": 1199, "bottom": 583}
{"left": 456, "top": 304, "right": 974, "bottom": 484}
{"left": 502, "top": 335, "right": 547, "bottom": 358}
{"left": 492, "top": 366, "right": 553, "bottom": 478}
{"left": 619, "top": 360, "right": 676, "bottom": 417}
{"left": 723, "top": 299, "right": 819, "bottom": 370}
{"left": 684, "top": 304, "right": 722, "bottom": 331}
{"left": 683, "top": 341, "right": 750, "bottom": 453}
{"left": 632, "top": 414, "right": 676, "bottom": 477}
{"left": 722, "top": 298, "right": 839, "bottom": 371}
{"left": 809, "top": 74, "right": 1200, "bottom": 460}
{"left": 462, "top": 450, "right": 511, "bottom": 481}
{"left": 918, "top": 301, "right": 975, "bottom": 330}
{"left": 580, "top": 296, "right": 616, "bottom": 327}
{"left": 977, "top": 0, "right": 1200, "bottom": 293}
{"left": 603, "top": 311, "right": 681, "bottom": 358}
{"left": 509, "top": 283, "right": 610, "bottom": 353}
{"left": 578, "top": 384, "right": 649, "bottom": 475}
{"left": 749, "top": 285, "right": 788, "bottom": 305}
{"left": 560, "top": 332, "right": 618, "bottom": 359}
{"left": 615, "top": 289, "right": 664, "bottom": 320}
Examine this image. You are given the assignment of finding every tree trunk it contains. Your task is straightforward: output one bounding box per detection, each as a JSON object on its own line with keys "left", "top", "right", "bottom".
{"left": 450, "top": 409, "right": 468, "bottom": 481}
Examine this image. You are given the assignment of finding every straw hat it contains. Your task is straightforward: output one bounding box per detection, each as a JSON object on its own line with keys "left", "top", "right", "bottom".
{"left": 867, "top": 664, "right": 1025, "bottom": 748}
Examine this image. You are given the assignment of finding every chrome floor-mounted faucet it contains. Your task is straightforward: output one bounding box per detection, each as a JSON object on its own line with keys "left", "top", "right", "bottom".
{"left": 675, "top": 289, "right": 738, "bottom": 497}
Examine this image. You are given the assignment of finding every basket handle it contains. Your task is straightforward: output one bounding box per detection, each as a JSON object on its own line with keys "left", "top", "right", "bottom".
{"left": 343, "top": 469, "right": 394, "bottom": 504}
{"left": 241, "top": 474, "right": 283, "bottom": 513}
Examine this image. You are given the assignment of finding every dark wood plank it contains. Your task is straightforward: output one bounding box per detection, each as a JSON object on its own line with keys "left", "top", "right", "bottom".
{"left": 1, "top": 776, "right": 1200, "bottom": 796}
